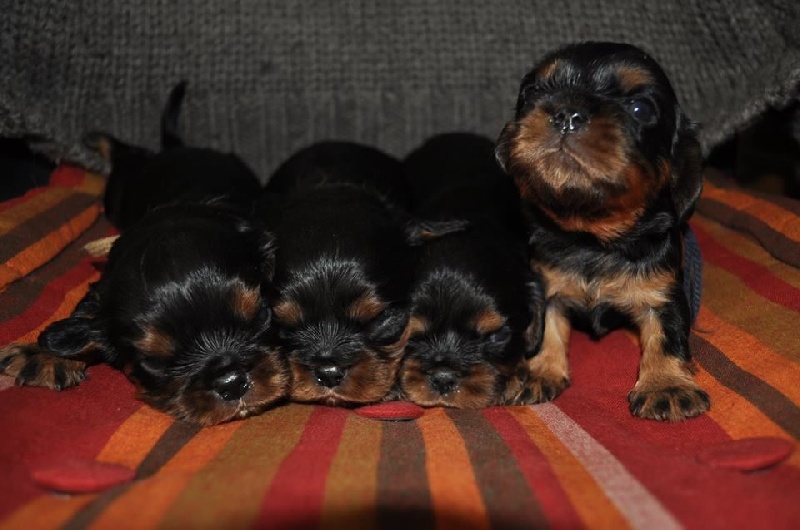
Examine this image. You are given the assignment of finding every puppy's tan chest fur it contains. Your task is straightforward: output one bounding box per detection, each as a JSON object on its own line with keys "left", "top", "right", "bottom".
{"left": 538, "top": 264, "right": 673, "bottom": 313}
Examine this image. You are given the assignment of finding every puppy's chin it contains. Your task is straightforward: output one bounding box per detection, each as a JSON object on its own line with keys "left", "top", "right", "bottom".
{"left": 136, "top": 348, "right": 289, "bottom": 426}
{"left": 500, "top": 109, "right": 668, "bottom": 240}
{"left": 288, "top": 351, "right": 402, "bottom": 405}
{"left": 398, "top": 358, "right": 506, "bottom": 409}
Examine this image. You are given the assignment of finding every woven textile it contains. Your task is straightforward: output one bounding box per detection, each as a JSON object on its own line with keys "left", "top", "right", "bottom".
{"left": 2, "top": 1, "right": 799, "bottom": 180}
{"left": 0, "top": 168, "right": 798, "bottom": 529}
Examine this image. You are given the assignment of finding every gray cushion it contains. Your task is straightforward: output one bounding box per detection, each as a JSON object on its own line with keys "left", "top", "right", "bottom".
{"left": 2, "top": 0, "right": 798, "bottom": 180}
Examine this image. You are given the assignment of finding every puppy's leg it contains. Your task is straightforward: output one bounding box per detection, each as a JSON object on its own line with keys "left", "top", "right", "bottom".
{"left": 513, "top": 301, "right": 571, "bottom": 404}
{"left": 628, "top": 287, "right": 709, "bottom": 421}
{"left": 0, "top": 285, "right": 102, "bottom": 390}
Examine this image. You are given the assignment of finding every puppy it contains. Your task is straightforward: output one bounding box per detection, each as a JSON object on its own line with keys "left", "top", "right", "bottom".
{"left": 86, "top": 80, "right": 263, "bottom": 231}
{"left": 258, "top": 141, "right": 462, "bottom": 406}
{"left": 397, "top": 133, "right": 545, "bottom": 408}
{"left": 496, "top": 42, "right": 708, "bottom": 421}
{"left": 0, "top": 84, "right": 287, "bottom": 426}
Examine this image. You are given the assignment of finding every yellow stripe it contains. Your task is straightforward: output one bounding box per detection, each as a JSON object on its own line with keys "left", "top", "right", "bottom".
{"left": 320, "top": 414, "right": 383, "bottom": 530}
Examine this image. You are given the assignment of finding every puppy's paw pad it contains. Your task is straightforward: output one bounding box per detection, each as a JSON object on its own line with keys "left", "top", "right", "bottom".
{"left": 0, "top": 344, "right": 86, "bottom": 390}
{"left": 514, "top": 375, "right": 570, "bottom": 405}
{"left": 628, "top": 386, "right": 709, "bottom": 421}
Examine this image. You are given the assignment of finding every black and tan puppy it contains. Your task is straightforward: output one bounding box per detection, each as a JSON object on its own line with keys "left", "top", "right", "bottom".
{"left": 258, "top": 141, "right": 462, "bottom": 406}
{"left": 496, "top": 42, "right": 708, "bottom": 421}
{"left": 86, "top": 81, "right": 262, "bottom": 232}
{"left": 397, "top": 133, "right": 545, "bottom": 408}
{"left": 0, "top": 84, "right": 287, "bottom": 425}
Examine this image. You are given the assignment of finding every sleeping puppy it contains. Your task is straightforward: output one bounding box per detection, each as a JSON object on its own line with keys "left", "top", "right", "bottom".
{"left": 0, "top": 84, "right": 287, "bottom": 426}
{"left": 496, "top": 42, "right": 708, "bottom": 420}
{"left": 258, "top": 141, "right": 463, "bottom": 406}
{"left": 397, "top": 133, "right": 546, "bottom": 408}
{"left": 86, "top": 80, "right": 262, "bottom": 232}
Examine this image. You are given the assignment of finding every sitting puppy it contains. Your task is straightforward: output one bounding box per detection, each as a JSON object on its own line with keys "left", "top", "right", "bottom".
{"left": 397, "top": 133, "right": 545, "bottom": 408}
{"left": 496, "top": 42, "right": 708, "bottom": 420}
{"left": 86, "top": 80, "right": 263, "bottom": 232}
{"left": 258, "top": 142, "right": 462, "bottom": 406}
{"left": 0, "top": 84, "right": 287, "bottom": 426}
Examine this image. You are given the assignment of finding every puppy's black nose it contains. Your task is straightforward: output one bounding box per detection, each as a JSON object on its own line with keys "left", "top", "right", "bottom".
{"left": 213, "top": 371, "right": 251, "bottom": 401}
{"left": 315, "top": 365, "right": 347, "bottom": 388}
{"left": 551, "top": 108, "right": 587, "bottom": 134}
{"left": 430, "top": 368, "right": 459, "bottom": 395}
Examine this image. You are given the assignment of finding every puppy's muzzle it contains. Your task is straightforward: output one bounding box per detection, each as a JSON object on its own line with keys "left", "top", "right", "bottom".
{"left": 429, "top": 366, "right": 459, "bottom": 395}
{"left": 551, "top": 107, "right": 588, "bottom": 135}
{"left": 211, "top": 370, "right": 251, "bottom": 401}
{"left": 314, "top": 364, "right": 347, "bottom": 388}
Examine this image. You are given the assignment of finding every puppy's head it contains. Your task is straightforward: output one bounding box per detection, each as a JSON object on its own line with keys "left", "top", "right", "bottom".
{"left": 273, "top": 257, "right": 411, "bottom": 406}
{"left": 104, "top": 205, "right": 288, "bottom": 425}
{"left": 497, "top": 42, "right": 702, "bottom": 241}
{"left": 397, "top": 270, "right": 540, "bottom": 408}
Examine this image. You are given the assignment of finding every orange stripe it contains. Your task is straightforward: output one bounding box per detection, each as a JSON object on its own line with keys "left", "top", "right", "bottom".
{"left": 701, "top": 263, "right": 800, "bottom": 362}
{"left": 16, "top": 271, "right": 101, "bottom": 343}
{"left": 320, "top": 414, "right": 383, "bottom": 530}
{"left": 95, "top": 406, "right": 175, "bottom": 468}
{"left": 87, "top": 420, "right": 243, "bottom": 530}
{"left": 0, "top": 407, "right": 171, "bottom": 530}
{"left": 0, "top": 187, "right": 76, "bottom": 236}
{"left": 0, "top": 205, "right": 100, "bottom": 288}
{"left": 693, "top": 217, "right": 800, "bottom": 288}
{"left": 693, "top": 367, "right": 800, "bottom": 468}
{"left": 417, "top": 408, "right": 490, "bottom": 530}
{"left": 702, "top": 184, "right": 800, "bottom": 243}
{"left": 154, "top": 404, "right": 314, "bottom": 529}
{"left": 507, "top": 407, "right": 630, "bottom": 529}
{"left": 696, "top": 307, "right": 800, "bottom": 403}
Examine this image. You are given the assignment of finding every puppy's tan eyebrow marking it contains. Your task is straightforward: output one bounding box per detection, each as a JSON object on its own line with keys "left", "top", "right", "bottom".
{"left": 472, "top": 309, "right": 506, "bottom": 335}
{"left": 232, "top": 283, "right": 262, "bottom": 319}
{"left": 135, "top": 327, "right": 175, "bottom": 357}
{"left": 617, "top": 66, "right": 654, "bottom": 92}
{"left": 274, "top": 299, "right": 304, "bottom": 325}
{"left": 538, "top": 59, "right": 562, "bottom": 80}
{"left": 348, "top": 292, "right": 388, "bottom": 321}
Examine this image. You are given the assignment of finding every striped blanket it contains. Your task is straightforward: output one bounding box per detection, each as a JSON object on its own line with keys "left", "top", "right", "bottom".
{"left": 0, "top": 167, "right": 798, "bottom": 529}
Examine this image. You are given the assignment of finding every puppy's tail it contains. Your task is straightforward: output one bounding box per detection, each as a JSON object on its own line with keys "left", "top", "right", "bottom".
{"left": 160, "top": 80, "right": 188, "bottom": 150}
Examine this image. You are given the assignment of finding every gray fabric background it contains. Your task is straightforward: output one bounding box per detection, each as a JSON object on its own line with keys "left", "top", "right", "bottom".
{"left": 2, "top": 1, "right": 798, "bottom": 181}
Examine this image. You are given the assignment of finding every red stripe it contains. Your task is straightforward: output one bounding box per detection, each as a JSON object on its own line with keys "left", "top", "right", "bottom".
{"left": 0, "top": 262, "right": 98, "bottom": 343}
{"left": 0, "top": 366, "right": 140, "bottom": 519}
{"left": 0, "top": 187, "right": 49, "bottom": 212}
{"left": 482, "top": 408, "right": 583, "bottom": 528}
{"left": 255, "top": 407, "right": 349, "bottom": 529}
{"left": 50, "top": 166, "right": 91, "bottom": 187}
{"left": 557, "top": 330, "right": 800, "bottom": 529}
{"left": 693, "top": 222, "right": 800, "bottom": 311}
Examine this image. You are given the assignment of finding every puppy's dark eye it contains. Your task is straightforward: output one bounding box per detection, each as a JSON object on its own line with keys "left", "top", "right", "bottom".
{"left": 486, "top": 326, "right": 512, "bottom": 346}
{"left": 626, "top": 98, "right": 657, "bottom": 125}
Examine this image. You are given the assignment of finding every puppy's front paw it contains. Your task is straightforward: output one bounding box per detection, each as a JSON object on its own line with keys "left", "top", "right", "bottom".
{"left": 0, "top": 344, "right": 86, "bottom": 390}
{"left": 628, "top": 384, "right": 710, "bottom": 421}
{"left": 512, "top": 373, "right": 570, "bottom": 405}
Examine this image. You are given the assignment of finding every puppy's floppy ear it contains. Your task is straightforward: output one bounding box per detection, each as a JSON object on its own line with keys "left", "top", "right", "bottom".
{"left": 367, "top": 308, "right": 410, "bottom": 347}
{"left": 669, "top": 112, "right": 703, "bottom": 224}
{"left": 495, "top": 121, "right": 518, "bottom": 173}
{"left": 523, "top": 277, "right": 547, "bottom": 359}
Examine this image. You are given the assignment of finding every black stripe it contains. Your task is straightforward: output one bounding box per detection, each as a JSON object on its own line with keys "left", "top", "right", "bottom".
{"left": 691, "top": 334, "right": 800, "bottom": 438}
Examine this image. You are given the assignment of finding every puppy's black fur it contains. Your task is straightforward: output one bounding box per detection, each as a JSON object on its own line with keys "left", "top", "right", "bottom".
{"left": 258, "top": 141, "right": 462, "bottom": 406}
{"left": 398, "top": 133, "right": 546, "bottom": 408}
{"left": 496, "top": 42, "right": 708, "bottom": 420}
{"left": 86, "top": 81, "right": 262, "bottom": 231}
{"left": 0, "top": 83, "right": 287, "bottom": 425}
